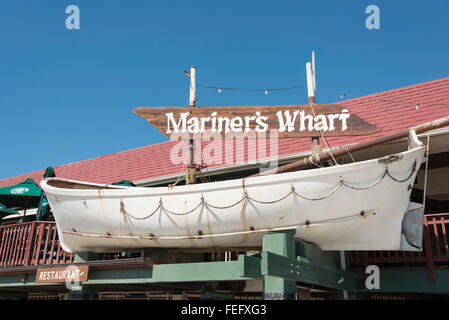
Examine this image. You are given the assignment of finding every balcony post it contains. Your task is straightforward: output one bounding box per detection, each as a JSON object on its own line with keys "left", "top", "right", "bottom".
{"left": 24, "top": 222, "right": 37, "bottom": 266}
{"left": 423, "top": 222, "right": 436, "bottom": 283}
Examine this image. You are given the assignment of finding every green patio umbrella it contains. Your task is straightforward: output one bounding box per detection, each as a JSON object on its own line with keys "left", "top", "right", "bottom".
{"left": 43, "top": 167, "right": 55, "bottom": 178}
{"left": 0, "top": 202, "right": 19, "bottom": 220}
{"left": 111, "top": 180, "right": 136, "bottom": 187}
{"left": 36, "top": 167, "right": 55, "bottom": 221}
{"left": 0, "top": 178, "right": 43, "bottom": 209}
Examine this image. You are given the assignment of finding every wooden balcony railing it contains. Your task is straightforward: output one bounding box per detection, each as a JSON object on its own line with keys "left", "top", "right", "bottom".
{"left": 1, "top": 213, "right": 448, "bottom": 283}
{"left": 0, "top": 221, "right": 73, "bottom": 267}
{"left": 349, "top": 213, "right": 449, "bottom": 282}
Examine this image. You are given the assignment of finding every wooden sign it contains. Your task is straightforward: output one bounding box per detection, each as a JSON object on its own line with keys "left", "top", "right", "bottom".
{"left": 35, "top": 265, "right": 89, "bottom": 283}
{"left": 134, "top": 104, "right": 380, "bottom": 139}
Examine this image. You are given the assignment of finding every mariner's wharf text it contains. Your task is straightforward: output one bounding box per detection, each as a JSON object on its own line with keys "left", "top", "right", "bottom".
{"left": 133, "top": 104, "right": 379, "bottom": 139}
{"left": 165, "top": 109, "right": 351, "bottom": 134}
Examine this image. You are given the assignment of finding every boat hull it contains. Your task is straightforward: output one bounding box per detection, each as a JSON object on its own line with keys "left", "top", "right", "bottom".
{"left": 41, "top": 134, "right": 425, "bottom": 253}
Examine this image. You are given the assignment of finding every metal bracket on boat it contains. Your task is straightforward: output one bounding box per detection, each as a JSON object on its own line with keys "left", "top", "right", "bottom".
{"left": 378, "top": 153, "right": 403, "bottom": 165}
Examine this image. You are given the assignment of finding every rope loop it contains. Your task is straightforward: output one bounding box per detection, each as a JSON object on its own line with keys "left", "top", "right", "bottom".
{"left": 386, "top": 160, "right": 416, "bottom": 183}
{"left": 121, "top": 162, "right": 416, "bottom": 220}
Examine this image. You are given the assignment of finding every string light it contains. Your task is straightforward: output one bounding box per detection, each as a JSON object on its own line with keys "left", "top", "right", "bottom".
{"left": 197, "top": 84, "right": 305, "bottom": 94}
{"left": 197, "top": 83, "right": 449, "bottom": 107}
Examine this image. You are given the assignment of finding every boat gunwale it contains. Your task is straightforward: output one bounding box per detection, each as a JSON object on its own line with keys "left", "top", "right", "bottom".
{"left": 40, "top": 145, "right": 425, "bottom": 198}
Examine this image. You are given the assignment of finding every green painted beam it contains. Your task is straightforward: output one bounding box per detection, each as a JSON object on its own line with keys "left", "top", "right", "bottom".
{"left": 295, "top": 240, "right": 341, "bottom": 268}
{"left": 263, "top": 230, "right": 296, "bottom": 257}
{"left": 238, "top": 255, "right": 262, "bottom": 279}
{"left": 358, "top": 268, "right": 449, "bottom": 294}
{"left": 0, "top": 256, "right": 261, "bottom": 289}
{"left": 261, "top": 251, "right": 361, "bottom": 292}
{"left": 2, "top": 252, "right": 448, "bottom": 295}
{"left": 85, "top": 257, "right": 260, "bottom": 285}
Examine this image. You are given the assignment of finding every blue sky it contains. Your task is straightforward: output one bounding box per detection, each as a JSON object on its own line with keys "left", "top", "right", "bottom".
{"left": 1, "top": 0, "right": 448, "bottom": 179}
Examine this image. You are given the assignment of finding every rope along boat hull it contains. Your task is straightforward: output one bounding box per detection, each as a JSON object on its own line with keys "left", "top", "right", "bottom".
{"left": 41, "top": 132, "right": 425, "bottom": 253}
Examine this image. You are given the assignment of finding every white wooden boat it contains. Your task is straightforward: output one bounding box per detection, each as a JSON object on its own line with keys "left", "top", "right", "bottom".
{"left": 41, "top": 131, "right": 425, "bottom": 253}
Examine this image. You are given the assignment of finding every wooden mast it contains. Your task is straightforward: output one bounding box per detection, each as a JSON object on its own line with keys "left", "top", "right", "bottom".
{"left": 307, "top": 51, "right": 322, "bottom": 157}
{"left": 186, "top": 66, "right": 197, "bottom": 184}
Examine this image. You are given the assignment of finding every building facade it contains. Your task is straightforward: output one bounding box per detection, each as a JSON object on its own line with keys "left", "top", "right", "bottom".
{"left": 0, "top": 77, "right": 448, "bottom": 300}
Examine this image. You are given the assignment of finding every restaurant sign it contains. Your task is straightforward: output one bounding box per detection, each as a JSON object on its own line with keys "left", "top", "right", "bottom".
{"left": 134, "top": 104, "right": 380, "bottom": 139}
{"left": 35, "top": 265, "right": 89, "bottom": 283}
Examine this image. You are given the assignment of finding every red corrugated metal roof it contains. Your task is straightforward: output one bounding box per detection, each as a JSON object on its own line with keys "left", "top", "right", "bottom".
{"left": 1, "top": 77, "right": 448, "bottom": 188}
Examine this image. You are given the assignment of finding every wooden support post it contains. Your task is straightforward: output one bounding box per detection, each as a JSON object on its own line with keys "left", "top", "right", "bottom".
{"left": 423, "top": 224, "right": 436, "bottom": 282}
{"left": 307, "top": 53, "right": 322, "bottom": 157}
{"left": 186, "top": 66, "right": 197, "bottom": 185}
{"left": 69, "top": 251, "right": 98, "bottom": 300}
{"left": 311, "top": 136, "right": 322, "bottom": 156}
{"left": 262, "top": 230, "right": 297, "bottom": 300}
